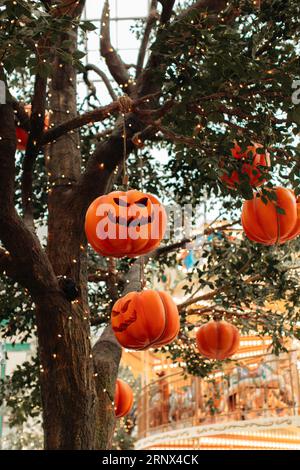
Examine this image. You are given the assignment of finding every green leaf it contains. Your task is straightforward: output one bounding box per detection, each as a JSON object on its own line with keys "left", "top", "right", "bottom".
{"left": 239, "top": 182, "right": 254, "bottom": 200}
{"left": 276, "top": 206, "right": 286, "bottom": 215}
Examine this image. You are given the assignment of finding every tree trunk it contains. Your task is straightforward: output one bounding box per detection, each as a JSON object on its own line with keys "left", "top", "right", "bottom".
{"left": 36, "top": 24, "right": 102, "bottom": 450}
{"left": 35, "top": 292, "right": 99, "bottom": 449}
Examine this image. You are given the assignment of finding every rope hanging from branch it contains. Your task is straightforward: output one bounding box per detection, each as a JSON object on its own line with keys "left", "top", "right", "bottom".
{"left": 117, "top": 95, "right": 147, "bottom": 290}
{"left": 117, "top": 95, "right": 133, "bottom": 188}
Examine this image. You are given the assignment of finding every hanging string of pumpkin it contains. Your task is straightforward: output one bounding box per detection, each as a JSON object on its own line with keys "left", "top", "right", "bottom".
{"left": 117, "top": 94, "right": 133, "bottom": 188}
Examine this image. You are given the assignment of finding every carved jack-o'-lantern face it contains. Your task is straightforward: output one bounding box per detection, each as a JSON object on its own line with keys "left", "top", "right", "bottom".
{"left": 111, "top": 290, "right": 180, "bottom": 351}
{"left": 16, "top": 105, "right": 49, "bottom": 151}
{"left": 85, "top": 190, "right": 167, "bottom": 257}
{"left": 220, "top": 143, "right": 270, "bottom": 190}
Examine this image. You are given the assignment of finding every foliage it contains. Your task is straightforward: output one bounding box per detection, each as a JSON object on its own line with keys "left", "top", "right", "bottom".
{"left": 0, "top": 0, "right": 94, "bottom": 76}
{"left": 2, "top": 427, "right": 43, "bottom": 450}
{"left": 0, "top": 355, "right": 41, "bottom": 427}
{"left": 0, "top": 0, "right": 299, "bottom": 444}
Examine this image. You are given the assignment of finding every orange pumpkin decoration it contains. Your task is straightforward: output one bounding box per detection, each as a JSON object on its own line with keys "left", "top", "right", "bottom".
{"left": 196, "top": 320, "right": 240, "bottom": 360}
{"left": 220, "top": 143, "right": 270, "bottom": 189}
{"left": 16, "top": 105, "right": 49, "bottom": 151}
{"left": 85, "top": 190, "right": 167, "bottom": 258}
{"left": 114, "top": 378, "right": 134, "bottom": 418}
{"left": 242, "top": 187, "right": 300, "bottom": 245}
{"left": 111, "top": 290, "right": 180, "bottom": 350}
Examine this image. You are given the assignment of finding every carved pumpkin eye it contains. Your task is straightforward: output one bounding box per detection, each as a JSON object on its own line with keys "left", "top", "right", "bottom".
{"left": 121, "top": 299, "right": 132, "bottom": 313}
{"left": 112, "top": 298, "right": 137, "bottom": 333}
{"left": 113, "top": 197, "right": 130, "bottom": 207}
{"left": 135, "top": 197, "right": 149, "bottom": 207}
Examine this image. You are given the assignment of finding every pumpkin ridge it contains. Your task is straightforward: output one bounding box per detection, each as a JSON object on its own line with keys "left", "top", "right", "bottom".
{"left": 253, "top": 192, "right": 271, "bottom": 242}
{"left": 242, "top": 221, "right": 271, "bottom": 244}
{"left": 216, "top": 321, "right": 227, "bottom": 360}
{"left": 226, "top": 325, "right": 238, "bottom": 357}
{"left": 155, "top": 291, "right": 179, "bottom": 346}
{"left": 155, "top": 292, "right": 170, "bottom": 346}
{"left": 134, "top": 291, "right": 166, "bottom": 350}
{"left": 136, "top": 291, "right": 152, "bottom": 348}
{"left": 242, "top": 188, "right": 300, "bottom": 246}
{"left": 275, "top": 206, "right": 281, "bottom": 245}
{"left": 216, "top": 321, "right": 222, "bottom": 360}
{"left": 196, "top": 320, "right": 239, "bottom": 360}
{"left": 114, "top": 379, "right": 133, "bottom": 418}
{"left": 145, "top": 291, "right": 167, "bottom": 348}
{"left": 198, "top": 323, "right": 213, "bottom": 358}
{"left": 242, "top": 199, "right": 270, "bottom": 244}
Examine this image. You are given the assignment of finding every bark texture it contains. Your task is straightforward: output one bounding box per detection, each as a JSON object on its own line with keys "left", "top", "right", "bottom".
{"left": 39, "top": 19, "right": 100, "bottom": 450}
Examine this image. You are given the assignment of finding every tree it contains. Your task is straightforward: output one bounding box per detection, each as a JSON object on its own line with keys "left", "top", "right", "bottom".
{"left": 0, "top": 0, "right": 299, "bottom": 450}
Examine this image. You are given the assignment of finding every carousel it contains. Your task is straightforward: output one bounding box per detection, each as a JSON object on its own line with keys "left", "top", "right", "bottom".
{"left": 133, "top": 338, "right": 300, "bottom": 450}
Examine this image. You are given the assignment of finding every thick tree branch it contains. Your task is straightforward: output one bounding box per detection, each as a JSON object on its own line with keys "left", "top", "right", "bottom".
{"left": 179, "top": 274, "right": 261, "bottom": 311}
{"left": 88, "top": 269, "right": 109, "bottom": 283}
{"left": 91, "top": 253, "right": 145, "bottom": 447}
{"left": 136, "top": 1, "right": 159, "bottom": 78}
{"left": 40, "top": 0, "right": 51, "bottom": 11}
{"left": 12, "top": 99, "right": 31, "bottom": 132}
{"left": 191, "top": 306, "right": 264, "bottom": 321}
{"left": 0, "top": 87, "right": 58, "bottom": 297}
{"left": 158, "top": 0, "right": 176, "bottom": 24}
{"left": 41, "top": 93, "right": 160, "bottom": 145}
{"left": 43, "top": 100, "right": 121, "bottom": 144}
{"left": 21, "top": 72, "right": 47, "bottom": 227}
{"left": 181, "top": 0, "right": 229, "bottom": 18}
{"left": 84, "top": 64, "right": 117, "bottom": 101}
{"left": 92, "top": 324, "right": 121, "bottom": 449}
{"left": 151, "top": 221, "right": 239, "bottom": 258}
{"left": 106, "top": 258, "right": 119, "bottom": 303}
{"left": 100, "top": 1, "right": 133, "bottom": 94}
{"left": 51, "top": 0, "right": 86, "bottom": 18}
{"left": 150, "top": 122, "right": 204, "bottom": 148}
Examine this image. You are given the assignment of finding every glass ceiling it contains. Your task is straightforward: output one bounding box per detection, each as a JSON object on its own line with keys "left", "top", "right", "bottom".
{"left": 80, "top": 0, "right": 152, "bottom": 105}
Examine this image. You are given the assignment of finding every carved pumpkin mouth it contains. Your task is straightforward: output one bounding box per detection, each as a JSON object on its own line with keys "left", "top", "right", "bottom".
{"left": 107, "top": 211, "right": 154, "bottom": 227}
{"left": 112, "top": 299, "right": 137, "bottom": 332}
